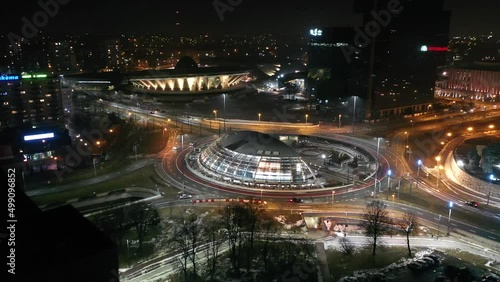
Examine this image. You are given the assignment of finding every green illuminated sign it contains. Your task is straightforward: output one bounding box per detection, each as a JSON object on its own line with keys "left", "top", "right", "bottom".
{"left": 21, "top": 74, "right": 48, "bottom": 79}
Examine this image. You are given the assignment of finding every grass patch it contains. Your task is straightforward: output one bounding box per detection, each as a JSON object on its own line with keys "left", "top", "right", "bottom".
{"left": 443, "top": 249, "right": 490, "bottom": 269}
{"left": 326, "top": 245, "right": 412, "bottom": 281}
{"left": 31, "top": 165, "right": 178, "bottom": 206}
{"left": 158, "top": 206, "right": 218, "bottom": 221}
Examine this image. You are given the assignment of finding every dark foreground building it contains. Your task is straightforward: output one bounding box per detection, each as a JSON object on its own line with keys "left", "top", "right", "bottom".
{"left": 7, "top": 191, "right": 118, "bottom": 282}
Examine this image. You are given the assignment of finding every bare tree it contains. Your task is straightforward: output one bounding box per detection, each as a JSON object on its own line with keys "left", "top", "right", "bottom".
{"left": 220, "top": 203, "right": 246, "bottom": 276}
{"left": 258, "top": 212, "right": 280, "bottom": 275}
{"left": 128, "top": 203, "right": 160, "bottom": 253}
{"left": 243, "top": 202, "right": 262, "bottom": 274}
{"left": 362, "top": 200, "right": 388, "bottom": 255}
{"left": 339, "top": 237, "right": 355, "bottom": 255}
{"left": 397, "top": 212, "right": 418, "bottom": 257}
{"left": 204, "top": 217, "right": 225, "bottom": 282}
{"left": 171, "top": 214, "right": 204, "bottom": 281}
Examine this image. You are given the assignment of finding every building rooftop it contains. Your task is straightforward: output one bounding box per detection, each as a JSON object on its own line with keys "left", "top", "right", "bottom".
{"left": 218, "top": 131, "right": 299, "bottom": 158}
{"left": 451, "top": 61, "right": 500, "bottom": 72}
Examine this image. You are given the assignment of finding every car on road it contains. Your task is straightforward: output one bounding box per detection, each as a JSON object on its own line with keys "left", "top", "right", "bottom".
{"left": 172, "top": 145, "right": 180, "bottom": 150}
{"left": 179, "top": 194, "right": 192, "bottom": 199}
{"left": 189, "top": 141, "right": 196, "bottom": 146}
{"left": 289, "top": 197, "right": 304, "bottom": 203}
{"left": 466, "top": 200, "right": 478, "bottom": 207}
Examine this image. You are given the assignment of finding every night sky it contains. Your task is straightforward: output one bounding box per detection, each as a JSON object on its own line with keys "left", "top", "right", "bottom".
{"left": 2, "top": 0, "right": 500, "bottom": 36}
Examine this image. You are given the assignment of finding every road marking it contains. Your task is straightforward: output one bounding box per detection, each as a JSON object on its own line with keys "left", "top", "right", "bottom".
{"left": 451, "top": 223, "right": 457, "bottom": 226}
{"left": 401, "top": 207, "right": 408, "bottom": 210}
{"left": 417, "top": 212, "right": 423, "bottom": 215}
{"left": 468, "top": 229, "right": 476, "bottom": 233}
{"left": 488, "top": 236, "right": 496, "bottom": 240}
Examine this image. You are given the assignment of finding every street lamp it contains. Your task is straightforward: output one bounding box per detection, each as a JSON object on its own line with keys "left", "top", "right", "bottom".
{"left": 338, "top": 114, "right": 342, "bottom": 128}
{"left": 352, "top": 96, "right": 357, "bottom": 133}
{"left": 321, "top": 154, "right": 326, "bottom": 165}
{"left": 447, "top": 201, "right": 453, "bottom": 235}
{"left": 392, "top": 194, "right": 395, "bottom": 202}
{"left": 387, "top": 169, "right": 392, "bottom": 189}
{"left": 487, "top": 174, "right": 495, "bottom": 206}
{"left": 374, "top": 137, "right": 381, "bottom": 195}
{"left": 435, "top": 156, "right": 441, "bottom": 188}
{"left": 305, "top": 114, "right": 309, "bottom": 124}
{"left": 260, "top": 189, "right": 263, "bottom": 200}
{"left": 467, "top": 127, "right": 473, "bottom": 132}
{"left": 331, "top": 191, "right": 335, "bottom": 204}
{"left": 213, "top": 110, "right": 217, "bottom": 119}
{"left": 415, "top": 159, "right": 422, "bottom": 193}
{"left": 223, "top": 94, "right": 226, "bottom": 132}
{"left": 258, "top": 113, "right": 261, "bottom": 122}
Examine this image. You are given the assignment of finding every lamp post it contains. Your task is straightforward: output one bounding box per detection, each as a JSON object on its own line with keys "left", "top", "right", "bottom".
{"left": 487, "top": 174, "right": 495, "bottom": 206}
{"left": 260, "top": 189, "right": 263, "bottom": 200}
{"left": 437, "top": 214, "right": 441, "bottom": 239}
{"left": 374, "top": 137, "right": 381, "bottom": 195}
{"left": 223, "top": 94, "right": 226, "bottom": 132}
{"left": 181, "top": 134, "right": 185, "bottom": 192}
{"left": 435, "top": 156, "right": 441, "bottom": 188}
{"left": 213, "top": 110, "right": 217, "bottom": 119}
{"left": 305, "top": 114, "right": 309, "bottom": 124}
{"left": 447, "top": 201, "right": 453, "bottom": 235}
{"left": 338, "top": 114, "right": 342, "bottom": 128}
{"left": 322, "top": 154, "right": 326, "bottom": 165}
{"left": 415, "top": 159, "right": 422, "bottom": 194}
{"left": 387, "top": 169, "right": 392, "bottom": 189}
{"left": 331, "top": 191, "right": 335, "bottom": 204}
{"left": 163, "top": 128, "right": 167, "bottom": 145}
{"left": 352, "top": 96, "right": 357, "bottom": 133}
{"left": 392, "top": 194, "right": 395, "bottom": 202}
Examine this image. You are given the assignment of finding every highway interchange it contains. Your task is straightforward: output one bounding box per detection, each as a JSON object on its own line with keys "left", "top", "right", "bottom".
{"left": 32, "top": 97, "right": 500, "bottom": 280}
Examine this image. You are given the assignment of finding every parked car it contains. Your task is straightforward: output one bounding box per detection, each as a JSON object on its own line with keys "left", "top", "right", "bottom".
{"left": 189, "top": 141, "right": 196, "bottom": 146}
{"left": 172, "top": 145, "right": 180, "bottom": 150}
{"left": 289, "top": 197, "right": 304, "bottom": 203}
{"left": 179, "top": 194, "right": 192, "bottom": 199}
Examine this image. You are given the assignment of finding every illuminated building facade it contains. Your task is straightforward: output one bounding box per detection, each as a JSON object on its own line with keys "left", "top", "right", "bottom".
{"left": 0, "top": 73, "right": 64, "bottom": 130}
{"left": 198, "top": 131, "right": 314, "bottom": 186}
{"left": 128, "top": 56, "right": 252, "bottom": 98}
{"left": 435, "top": 62, "right": 500, "bottom": 102}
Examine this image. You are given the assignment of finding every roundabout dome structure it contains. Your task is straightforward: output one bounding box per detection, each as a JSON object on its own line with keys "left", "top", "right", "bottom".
{"left": 198, "top": 131, "right": 314, "bottom": 185}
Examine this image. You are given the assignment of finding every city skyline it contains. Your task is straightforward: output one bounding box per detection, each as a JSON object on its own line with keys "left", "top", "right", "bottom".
{"left": 2, "top": 0, "right": 500, "bottom": 37}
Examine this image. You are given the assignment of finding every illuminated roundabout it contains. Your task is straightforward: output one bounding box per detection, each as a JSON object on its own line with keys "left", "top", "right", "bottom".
{"left": 179, "top": 131, "right": 388, "bottom": 197}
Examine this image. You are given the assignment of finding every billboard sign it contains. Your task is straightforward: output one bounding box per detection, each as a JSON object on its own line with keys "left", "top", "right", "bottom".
{"left": 24, "top": 133, "right": 55, "bottom": 141}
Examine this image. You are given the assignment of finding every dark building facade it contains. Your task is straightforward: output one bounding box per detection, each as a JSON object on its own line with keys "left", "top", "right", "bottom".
{"left": 8, "top": 190, "right": 119, "bottom": 282}
{"left": 306, "top": 27, "right": 366, "bottom": 101}
{"left": 355, "top": 0, "right": 451, "bottom": 118}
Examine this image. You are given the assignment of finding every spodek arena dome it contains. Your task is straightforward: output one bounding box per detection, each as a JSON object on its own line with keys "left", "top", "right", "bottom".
{"left": 198, "top": 131, "right": 314, "bottom": 185}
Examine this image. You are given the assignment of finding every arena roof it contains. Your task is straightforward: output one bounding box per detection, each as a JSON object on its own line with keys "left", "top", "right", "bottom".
{"left": 218, "top": 131, "right": 299, "bottom": 158}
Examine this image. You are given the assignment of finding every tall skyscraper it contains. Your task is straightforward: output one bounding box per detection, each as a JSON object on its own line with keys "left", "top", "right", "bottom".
{"left": 355, "top": 0, "right": 451, "bottom": 118}
{"left": 307, "top": 27, "right": 366, "bottom": 100}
